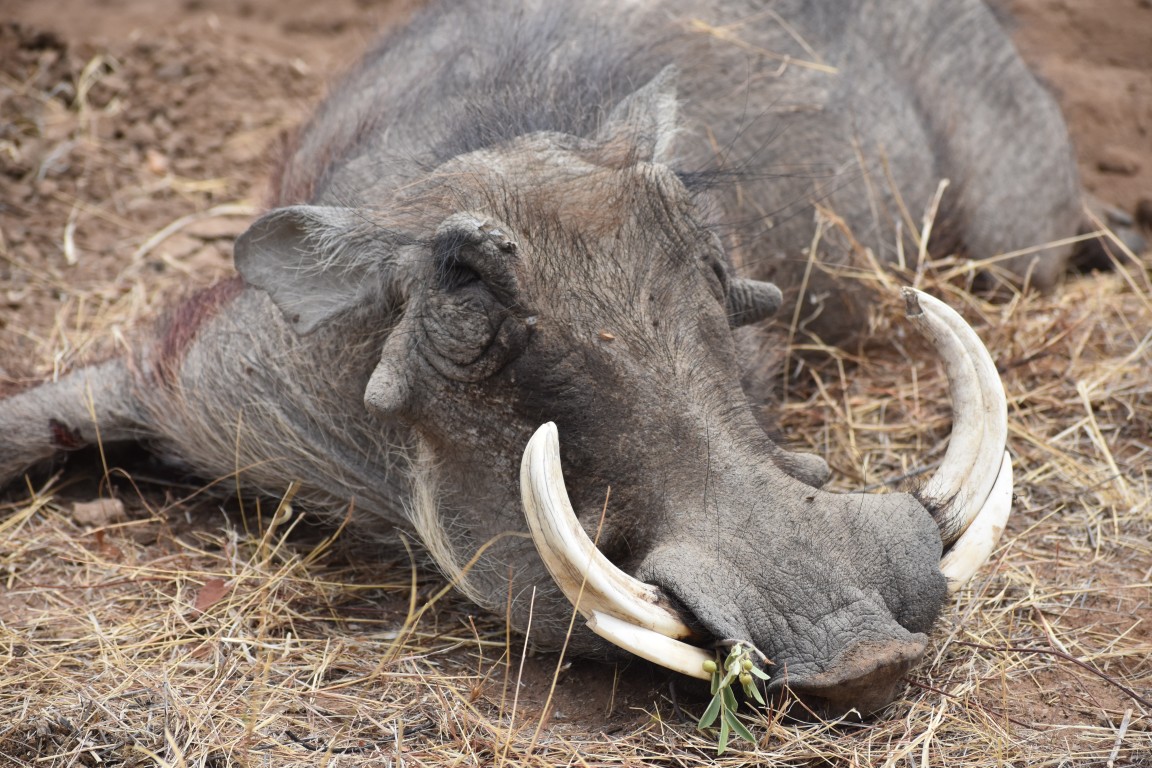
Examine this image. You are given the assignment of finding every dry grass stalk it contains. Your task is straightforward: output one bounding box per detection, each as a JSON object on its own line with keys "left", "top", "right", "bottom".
{"left": 3, "top": 220, "right": 1150, "bottom": 766}
{"left": 1, "top": 29, "right": 1150, "bottom": 765}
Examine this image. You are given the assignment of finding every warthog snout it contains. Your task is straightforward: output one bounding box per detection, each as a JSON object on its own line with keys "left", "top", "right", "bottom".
{"left": 521, "top": 290, "right": 1012, "bottom": 713}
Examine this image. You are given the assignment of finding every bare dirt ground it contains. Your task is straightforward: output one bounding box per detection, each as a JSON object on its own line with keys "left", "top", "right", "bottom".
{"left": 1, "top": 0, "right": 1150, "bottom": 766}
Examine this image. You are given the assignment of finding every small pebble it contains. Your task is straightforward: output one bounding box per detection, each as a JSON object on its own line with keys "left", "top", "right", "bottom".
{"left": 1096, "top": 146, "right": 1141, "bottom": 176}
{"left": 1135, "top": 197, "right": 1152, "bottom": 230}
{"left": 72, "top": 498, "right": 127, "bottom": 527}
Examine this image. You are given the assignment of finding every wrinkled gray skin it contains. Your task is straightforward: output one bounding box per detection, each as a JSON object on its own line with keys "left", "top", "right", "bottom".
{"left": 0, "top": 0, "right": 1079, "bottom": 714}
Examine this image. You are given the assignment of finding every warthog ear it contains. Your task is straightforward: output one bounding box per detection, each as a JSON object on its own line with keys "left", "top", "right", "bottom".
{"left": 234, "top": 205, "right": 398, "bottom": 335}
{"left": 597, "top": 65, "right": 680, "bottom": 165}
{"left": 727, "top": 278, "right": 783, "bottom": 328}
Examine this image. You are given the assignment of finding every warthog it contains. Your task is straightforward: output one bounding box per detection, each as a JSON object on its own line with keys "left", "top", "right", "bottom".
{"left": 1, "top": 0, "right": 1078, "bottom": 714}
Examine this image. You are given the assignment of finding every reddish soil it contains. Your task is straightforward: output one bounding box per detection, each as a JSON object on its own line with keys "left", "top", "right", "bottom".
{"left": 1008, "top": 0, "right": 1152, "bottom": 215}
{"left": 2, "top": 0, "right": 1149, "bottom": 371}
{"left": 0, "top": 0, "right": 1150, "bottom": 754}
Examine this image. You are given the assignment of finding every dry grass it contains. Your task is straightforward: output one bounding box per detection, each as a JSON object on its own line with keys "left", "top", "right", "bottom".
{"left": 2, "top": 223, "right": 1150, "bottom": 767}
{"left": 1, "top": 23, "right": 1151, "bottom": 766}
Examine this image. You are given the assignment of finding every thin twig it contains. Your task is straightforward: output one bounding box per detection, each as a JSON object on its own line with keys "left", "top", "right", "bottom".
{"left": 956, "top": 642, "right": 1152, "bottom": 710}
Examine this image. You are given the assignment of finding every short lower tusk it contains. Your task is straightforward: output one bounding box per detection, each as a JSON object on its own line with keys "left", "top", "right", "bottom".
{"left": 903, "top": 288, "right": 1008, "bottom": 546}
{"left": 587, "top": 611, "right": 712, "bottom": 680}
{"left": 941, "top": 451, "right": 1013, "bottom": 592}
{"left": 520, "top": 422, "right": 695, "bottom": 639}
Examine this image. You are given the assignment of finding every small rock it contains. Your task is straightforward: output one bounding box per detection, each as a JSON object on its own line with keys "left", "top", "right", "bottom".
{"left": 145, "top": 148, "right": 169, "bottom": 175}
{"left": 125, "top": 121, "right": 158, "bottom": 147}
{"left": 1102, "top": 204, "right": 1134, "bottom": 228}
{"left": 33, "top": 178, "right": 59, "bottom": 198}
{"left": 1096, "top": 146, "right": 1141, "bottom": 176}
{"left": 1135, "top": 197, "right": 1152, "bottom": 230}
{"left": 163, "top": 130, "right": 187, "bottom": 156}
{"left": 151, "top": 113, "right": 174, "bottom": 138}
{"left": 155, "top": 62, "right": 188, "bottom": 81}
{"left": 71, "top": 498, "right": 127, "bottom": 527}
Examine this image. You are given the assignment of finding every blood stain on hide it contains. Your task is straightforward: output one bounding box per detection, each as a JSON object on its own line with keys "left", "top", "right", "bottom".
{"left": 154, "top": 276, "right": 246, "bottom": 385}
{"left": 49, "top": 418, "right": 86, "bottom": 450}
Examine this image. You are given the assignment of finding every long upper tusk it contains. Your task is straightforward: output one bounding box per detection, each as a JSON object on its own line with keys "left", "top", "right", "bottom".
{"left": 940, "top": 450, "right": 1013, "bottom": 592}
{"left": 903, "top": 288, "right": 1009, "bottom": 547}
{"left": 520, "top": 421, "right": 695, "bottom": 639}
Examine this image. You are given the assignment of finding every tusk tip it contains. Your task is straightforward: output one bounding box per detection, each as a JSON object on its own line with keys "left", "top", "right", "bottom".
{"left": 902, "top": 286, "right": 924, "bottom": 318}
{"left": 533, "top": 421, "right": 558, "bottom": 439}
{"left": 527, "top": 421, "right": 560, "bottom": 456}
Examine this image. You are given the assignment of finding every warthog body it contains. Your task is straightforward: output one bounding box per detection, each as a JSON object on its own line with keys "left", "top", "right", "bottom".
{"left": 1, "top": 0, "right": 1077, "bottom": 713}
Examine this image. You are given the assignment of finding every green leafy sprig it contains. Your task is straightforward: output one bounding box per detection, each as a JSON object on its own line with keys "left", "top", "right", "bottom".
{"left": 696, "top": 642, "right": 771, "bottom": 755}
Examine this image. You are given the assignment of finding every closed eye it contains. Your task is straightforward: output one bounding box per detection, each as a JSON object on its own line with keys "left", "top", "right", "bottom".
{"left": 437, "top": 261, "right": 482, "bottom": 291}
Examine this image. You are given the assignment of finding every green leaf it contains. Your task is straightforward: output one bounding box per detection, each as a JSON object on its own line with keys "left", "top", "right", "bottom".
{"left": 698, "top": 692, "right": 722, "bottom": 730}
{"left": 723, "top": 707, "right": 758, "bottom": 744}
{"left": 743, "top": 678, "right": 766, "bottom": 706}
{"left": 722, "top": 683, "right": 738, "bottom": 712}
{"left": 717, "top": 710, "right": 730, "bottom": 755}
{"left": 701, "top": 643, "right": 770, "bottom": 753}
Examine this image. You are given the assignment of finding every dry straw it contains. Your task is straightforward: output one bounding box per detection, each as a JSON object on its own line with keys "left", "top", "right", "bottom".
{"left": 1, "top": 43, "right": 1149, "bottom": 768}
{"left": 2, "top": 211, "right": 1149, "bottom": 766}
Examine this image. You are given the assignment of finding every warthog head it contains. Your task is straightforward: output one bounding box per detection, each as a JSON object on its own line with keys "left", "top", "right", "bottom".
{"left": 235, "top": 73, "right": 1010, "bottom": 714}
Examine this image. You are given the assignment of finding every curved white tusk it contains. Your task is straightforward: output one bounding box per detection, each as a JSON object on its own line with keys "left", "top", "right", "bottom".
{"left": 520, "top": 422, "right": 695, "bottom": 639}
{"left": 586, "top": 611, "right": 712, "bottom": 680}
{"left": 941, "top": 451, "right": 1013, "bottom": 593}
{"left": 903, "top": 288, "right": 1008, "bottom": 546}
